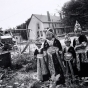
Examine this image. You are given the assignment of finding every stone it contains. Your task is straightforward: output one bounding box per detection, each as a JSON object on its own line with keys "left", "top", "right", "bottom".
{"left": 7, "top": 85, "right": 13, "bottom": 88}
{"left": 13, "top": 82, "right": 20, "bottom": 88}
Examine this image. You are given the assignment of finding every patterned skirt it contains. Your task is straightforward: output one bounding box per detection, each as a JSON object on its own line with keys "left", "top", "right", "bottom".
{"left": 76, "top": 51, "right": 88, "bottom": 77}
{"left": 47, "top": 52, "right": 65, "bottom": 76}
{"left": 37, "top": 55, "right": 51, "bottom": 81}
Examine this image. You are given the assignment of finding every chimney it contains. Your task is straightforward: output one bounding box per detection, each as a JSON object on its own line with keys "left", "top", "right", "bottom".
{"left": 59, "top": 12, "right": 62, "bottom": 20}
{"left": 47, "top": 11, "right": 51, "bottom": 27}
{"left": 47, "top": 11, "right": 51, "bottom": 21}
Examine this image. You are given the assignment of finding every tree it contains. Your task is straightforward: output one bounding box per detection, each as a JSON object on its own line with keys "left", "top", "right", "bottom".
{"left": 16, "top": 18, "right": 31, "bottom": 40}
{"left": 62, "top": 0, "right": 88, "bottom": 30}
{"left": 16, "top": 18, "right": 31, "bottom": 29}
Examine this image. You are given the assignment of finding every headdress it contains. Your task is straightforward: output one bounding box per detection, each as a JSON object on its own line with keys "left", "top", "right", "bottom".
{"left": 35, "top": 40, "right": 42, "bottom": 45}
{"left": 64, "top": 34, "right": 71, "bottom": 43}
{"left": 74, "top": 20, "right": 82, "bottom": 32}
{"left": 46, "top": 28, "right": 54, "bottom": 34}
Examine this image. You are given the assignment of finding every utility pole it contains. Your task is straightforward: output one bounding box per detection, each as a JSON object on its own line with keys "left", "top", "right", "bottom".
{"left": 21, "top": 28, "right": 31, "bottom": 54}
{"left": 26, "top": 25, "right": 30, "bottom": 54}
{"left": 26, "top": 25, "right": 29, "bottom": 40}
{"left": 52, "top": 20, "right": 55, "bottom": 34}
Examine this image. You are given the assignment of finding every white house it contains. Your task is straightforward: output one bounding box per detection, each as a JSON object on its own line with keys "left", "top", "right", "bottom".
{"left": 28, "top": 13, "right": 64, "bottom": 41}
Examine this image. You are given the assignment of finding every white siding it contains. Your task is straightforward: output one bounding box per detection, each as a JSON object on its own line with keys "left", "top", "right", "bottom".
{"left": 28, "top": 15, "right": 45, "bottom": 40}
{"left": 28, "top": 15, "right": 62, "bottom": 40}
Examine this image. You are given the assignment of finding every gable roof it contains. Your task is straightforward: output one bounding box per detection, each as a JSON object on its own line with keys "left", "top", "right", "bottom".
{"left": 33, "top": 14, "right": 61, "bottom": 23}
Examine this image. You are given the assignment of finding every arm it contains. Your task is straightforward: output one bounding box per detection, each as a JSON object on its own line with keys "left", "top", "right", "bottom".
{"left": 83, "top": 35, "right": 87, "bottom": 43}
{"left": 73, "top": 39, "right": 76, "bottom": 47}
{"left": 54, "top": 38, "right": 62, "bottom": 51}
{"left": 43, "top": 40, "right": 49, "bottom": 51}
{"left": 34, "top": 49, "right": 38, "bottom": 56}
{"left": 79, "top": 35, "right": 88, "bottom": 44}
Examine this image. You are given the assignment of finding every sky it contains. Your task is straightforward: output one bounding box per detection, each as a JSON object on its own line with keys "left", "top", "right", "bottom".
{"left": 0, "top": 0, "right": 70, "bottom": 30}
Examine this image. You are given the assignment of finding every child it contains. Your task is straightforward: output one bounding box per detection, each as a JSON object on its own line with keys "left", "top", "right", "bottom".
{"left": 34, "top": 40, "right": 50, "bottom": 82}
{"left": 63, "top": 35, "right": 78, "bottom": 77}
{"left": 64, "top": 35, "right": 76, "bottom": 58}
{"left": 34, "top": 41, "right": 43, "bottom": 60}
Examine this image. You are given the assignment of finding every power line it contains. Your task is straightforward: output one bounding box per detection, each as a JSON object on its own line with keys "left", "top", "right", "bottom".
{"left": 0, "top": 6, "right": 30, "bottom": 23}
{"left": 0, "top": 0, "right": 19, "bottom": 10}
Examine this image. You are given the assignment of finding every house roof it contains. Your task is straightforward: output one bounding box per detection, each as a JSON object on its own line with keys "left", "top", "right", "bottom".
{"left": 33, "top": 14, "right": 61, "bottom": 23}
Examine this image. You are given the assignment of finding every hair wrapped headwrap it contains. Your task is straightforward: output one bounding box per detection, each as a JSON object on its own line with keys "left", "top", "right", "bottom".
{"left": 74, "top": 20, "right": 82, "bottom": 32}
{"left": 64, "top": 34, "right": 71, "bottom": 43}
{"left": 46, "top": 28, "right": 54, "bottom": 35}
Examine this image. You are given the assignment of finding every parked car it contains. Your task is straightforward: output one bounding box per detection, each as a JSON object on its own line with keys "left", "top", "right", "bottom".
{"left": 1, "top": 35, "right": 16, "bottom": 51}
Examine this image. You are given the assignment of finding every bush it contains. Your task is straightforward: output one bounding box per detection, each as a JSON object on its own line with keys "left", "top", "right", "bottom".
{"left": 11, "top": 52, "right": 37, "bottom": 71}
{"left": 25, "top": 59, "right": 37, "bottom": 72}
{"left": 11, "top": 55, "right": 30, "bottom": 70}
{"left": 30, "top": 81, "right": 42, "bottom": 88}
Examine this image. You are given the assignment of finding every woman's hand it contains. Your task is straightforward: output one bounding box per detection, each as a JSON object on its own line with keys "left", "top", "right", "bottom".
{"left": 81, "top": 42, "right": 87, "bottom": 47}
{"left": 73, "top": 59, "right": 76, "bottom": 64}
{"left": 43, "top": 51, "right": 47, "bottom": 56}
{"left": 59, "top": 51, "right": 62, "bottom": 54}
{"left": 47, "top": 46, "right": 59, "bottom": 54}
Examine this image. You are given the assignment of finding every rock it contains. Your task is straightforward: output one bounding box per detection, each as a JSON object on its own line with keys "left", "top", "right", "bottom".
{"left": 49, "top": 83, "right": 56, "bottom": 88}
{"left": 0, "top": 73, "right": 5, "bottom": 80}
{"left": 13, "top": 82, "right": 20, "bottom": 88}
{"left": 56, "top": 85, "right": 61, "bottom": 88}
{"left": 1, "top": 84, "right": 6, "bottom": 87}
{"left": 30, "top": 81, "right": 42, "bottom": 88}
{"left": 51, "top": 74, "right": 55, "bottom": 82}
{"left": 0, "top": 84, "right": 2, "bottom": 87}
{"left": 20, "top": 83, "right": 25, "bottom": 88}
{"left": 7, "top": 85, "right": 13, "bottom": 88}
{"left": 55, "top": 74, "right": 60, "bottom": 82}
{"left": 0, "top": 80, "right": 2, "bottom": 84}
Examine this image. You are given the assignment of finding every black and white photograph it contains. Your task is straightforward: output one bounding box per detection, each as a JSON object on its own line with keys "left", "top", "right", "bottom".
{"left": 0, "top": 0, "right": 88, "bottom": 88}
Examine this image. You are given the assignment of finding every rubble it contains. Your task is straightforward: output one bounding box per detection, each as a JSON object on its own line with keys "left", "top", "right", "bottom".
{"left": 0, "top": 52, "right": 87, "bottom": 88}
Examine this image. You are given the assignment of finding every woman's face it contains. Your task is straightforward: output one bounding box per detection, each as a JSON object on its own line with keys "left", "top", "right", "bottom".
{"left": 46, "top": 32, "right": 53, "bottom": 40}
{"left": 65, "top": 41, "right": 71, "bottom": 47}
{"left": 37, "top": 44, "right": 42, "bottom": 48}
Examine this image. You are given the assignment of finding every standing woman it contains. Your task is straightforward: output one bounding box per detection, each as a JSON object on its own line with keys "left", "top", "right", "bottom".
{"left": 43, "top": 28, "right": 65, "bottom": 85}
{"left": 73, "top": 27, "right": 88, "bottom": 77}
{"left": 73, "top": 28, "right": 87, "bottom": 48}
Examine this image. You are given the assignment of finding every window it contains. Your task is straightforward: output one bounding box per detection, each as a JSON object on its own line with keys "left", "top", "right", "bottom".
{"left": 37, "top": 31, "right": 40, "bottom": 38}
{"left": 40, "top": 31, "right": 43, "bottom": 36}
{"left": 55, "top": 24, "right": 56, "bottom": 27}
{"left": 58, "top": 29, "right": 60, "bottom": 33}
{"left": 37, "top": 23, "right": 40, "bottom": 29}
{"left": 16, "top": 37, "right": 18, "bottom": 39}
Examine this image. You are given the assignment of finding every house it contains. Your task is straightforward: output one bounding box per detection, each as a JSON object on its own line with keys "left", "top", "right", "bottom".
{"left": 28, "top": 12, "right": 64, "bottom": 41}
{"left": 12, "top": 29, "right": 28, "bottom": 40}
{"left": 13, "top": 33, "right": 22, "bottom": 43}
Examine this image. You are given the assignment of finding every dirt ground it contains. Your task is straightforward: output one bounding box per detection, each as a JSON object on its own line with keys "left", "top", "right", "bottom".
{"left": 0, "top": 68, "right": 88, "bottom": 88}
{"left": 0, "top": 36, "right": 88, "bottom": 88}
{"left": 0, "top": 53, "right": 87, "bottom": 88}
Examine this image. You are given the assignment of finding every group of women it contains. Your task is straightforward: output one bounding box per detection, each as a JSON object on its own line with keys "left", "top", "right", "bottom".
{"left": 34, "top": 27, "right": 88, "bottom": 85}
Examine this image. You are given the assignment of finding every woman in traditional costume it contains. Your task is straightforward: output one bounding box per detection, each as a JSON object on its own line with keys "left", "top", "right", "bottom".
{"left": 34, "top": 41, "right": 51, "bottom": 82}
{"left": 43, "top": 28, "right": 65, "bottom": 85}
{"left": 73, "top": 28, "right": 87, "bottom": 48}
{"left": 73, "top": 27, "right": 88, "bottom": 77}
{"left": 63, "top": 35, "right": 78, "bottom": 78}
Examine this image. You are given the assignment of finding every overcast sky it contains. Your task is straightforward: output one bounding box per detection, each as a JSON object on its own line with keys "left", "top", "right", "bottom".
{"left": 0, "top": 0, "right": 70, "bottom": 30}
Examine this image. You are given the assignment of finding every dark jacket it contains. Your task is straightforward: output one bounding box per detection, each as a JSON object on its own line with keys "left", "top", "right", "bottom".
{"left": 43, "top": 38, "right": 62, "bottom": 51}
{"left": 34, "top": 48, "right": 43, "bottom": 56}
{"left": 73, "top": 35, "right": 87, "bottom": 47}
{"left": 63, "top": 46, "right": 76, "bottom": 59}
